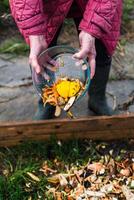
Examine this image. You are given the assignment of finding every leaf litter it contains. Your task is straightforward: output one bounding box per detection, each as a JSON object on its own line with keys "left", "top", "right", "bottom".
{"left": 40, "top": 140, "right": 134, "bottom": 199}
{"left": 1, "top": 139, "right": 134, "bottom": 200}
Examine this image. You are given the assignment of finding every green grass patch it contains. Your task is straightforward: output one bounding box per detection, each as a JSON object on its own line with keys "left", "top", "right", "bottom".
{"left": 123, "top": 0, "right": 134, "bottom": 22}
{"left": 0, "top": 139, "right": 90, "bottom": 200}
{"left": 0, "top": 37, "right": 29, "bottom": 55}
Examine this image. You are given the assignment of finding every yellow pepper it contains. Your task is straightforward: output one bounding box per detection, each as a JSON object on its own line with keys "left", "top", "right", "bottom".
{"left": 56, "top": 80, "right": 80, "bottom": 98}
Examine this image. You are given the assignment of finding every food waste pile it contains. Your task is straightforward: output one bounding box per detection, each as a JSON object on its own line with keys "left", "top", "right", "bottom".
{"left": 42, "top": 77, "right": 85, "bottom": 118}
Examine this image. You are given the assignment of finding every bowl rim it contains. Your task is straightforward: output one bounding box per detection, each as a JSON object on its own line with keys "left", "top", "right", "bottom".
{"left": 38, "top": 45, "right": 78, "bottom": 58}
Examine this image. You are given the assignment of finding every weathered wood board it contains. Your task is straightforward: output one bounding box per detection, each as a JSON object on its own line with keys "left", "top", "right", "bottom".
{"left": 0, "top": 114, "right": 134, "bottom": 147}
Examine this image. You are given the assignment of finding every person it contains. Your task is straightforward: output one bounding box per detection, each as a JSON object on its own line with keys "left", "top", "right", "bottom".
{"left": 9, "top": 0, "right": 122, "bottom": 120}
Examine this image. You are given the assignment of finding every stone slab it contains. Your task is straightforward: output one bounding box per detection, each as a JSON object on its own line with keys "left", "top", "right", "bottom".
{"left": 0, "top": 54, "right": 134, "bottom": 121}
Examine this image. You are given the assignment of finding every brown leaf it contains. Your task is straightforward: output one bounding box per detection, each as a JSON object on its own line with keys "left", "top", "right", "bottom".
{"left": 120, "top": 168, "right": 130, "bottom": 177}
{"left": 75, "top": 185, "right": 84, "bottom": 198}
{"left": 27, "top": 172, "right": 40, "bottom": 182}
{"left": 59, "top": 174, "right": 68, "bottom": 187}
{"left": 122, "top": 185, "right": 134, "bottom": 200}
{"left": 47, "top": 175, "right": 59, "bottom": 184}
{"left": 56, "top": 192, "right": 62, "bottom": 200}
{"left": 87, "top": 162, "right": 105, "bottom": 174}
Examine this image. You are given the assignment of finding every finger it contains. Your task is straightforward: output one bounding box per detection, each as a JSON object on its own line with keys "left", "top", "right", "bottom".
{"left": 73, "top": 48, "right": 88, "bottom": 60}
{"left": 79, "top": 32, "right": 83, "bottom": 46}
{"left": 88, "top": 53, "right": 96, "bottom": 79}
{"left": 45, "top": 54, "right": 59, "bottom": 67}
{"left": 30, "top": 57, "right": 41, "bottom": 74}
{"left": 40, "top": 53, "right": 59, "bottom": 71}
{"left": 45, "top": 64, "right": 58, "bottom": 72}
{"left": 34, "top": 72, "right": 42, "bottom": 83}
{"left": 42, "top": 71, "right": 50, "bottom": 80}
{"left": 48, "top": 59, "right": 58, "bottom": 66}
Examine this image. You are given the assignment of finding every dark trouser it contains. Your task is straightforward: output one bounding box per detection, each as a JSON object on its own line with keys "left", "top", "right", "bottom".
{"left": 88, "top": 39, "right": 113, "bottom": 115}
{"left": 90, "top": 38, "right": 112, "bottom": 98}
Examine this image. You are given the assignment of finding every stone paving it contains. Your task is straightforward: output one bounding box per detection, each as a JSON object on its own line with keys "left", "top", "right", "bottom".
{"left": 0, "top": 47, "right": 134, "bottom": 122}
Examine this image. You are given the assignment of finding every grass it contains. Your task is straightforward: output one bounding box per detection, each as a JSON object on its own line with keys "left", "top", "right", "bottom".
{"left": 123, "top": 0, "right": 134, "bottom": 22}
{"left": 0, "top": 139, "right": 90, "bottom": 200}
{"left": 0, "top": 138, "right": 133, "bottom": 200}
{"left": 0, "top": 37, "right": 29, "bottom": 55}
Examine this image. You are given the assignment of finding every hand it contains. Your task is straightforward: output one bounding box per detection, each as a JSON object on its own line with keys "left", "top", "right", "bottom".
{"left": 73, "top": 31, "right": 96, "bottom": 79}
{"left": 29, "top": 35, "right": 48, "bottom": 74}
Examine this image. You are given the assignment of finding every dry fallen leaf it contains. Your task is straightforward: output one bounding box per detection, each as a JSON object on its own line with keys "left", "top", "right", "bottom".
{"left": 27, "top": 172, "right": 40, "bottom": 182}
{"left": 122, "top": 185, "right": 134, "bottom": 200}
{"left": 47, "top": 174, "right": 60, "bottom": 184}
{"left": 56, "top": 192, "right": 62, "bottom": 200}
{"left": 120, "top": 168, "right": 130, "bottom": 177}
{"left": 59, "top": 174, "right": 68, "bottom": 187}
{"left": 41, "top": 163, "right": 57, "bottom": 175}
{"left": 75, "top": 185, "right": 84, "bottom": 198}
{"left": 41, "top": 142, "right": 134, "bottom": 200}
{"left": 85, "top": 190, "right": 106, "bottom": 198}
{"left": 87, "top": 162, "right": 105, "bottom": 174}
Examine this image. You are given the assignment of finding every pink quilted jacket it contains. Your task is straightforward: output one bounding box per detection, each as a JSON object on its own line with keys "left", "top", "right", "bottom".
{"left": 9, "top": 0, "right": 122, "bottom": 55}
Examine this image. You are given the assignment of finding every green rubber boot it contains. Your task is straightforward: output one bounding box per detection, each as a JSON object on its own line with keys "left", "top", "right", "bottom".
{"left": 88, "top": 43, "right": 113, "bottom": 116}
{"left": 33, "top": 98, "right": 56, "bottom": 120}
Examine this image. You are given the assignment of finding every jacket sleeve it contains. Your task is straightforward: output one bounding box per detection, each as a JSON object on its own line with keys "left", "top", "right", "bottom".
{"left": 79, "top": 0, "right": 120, "bottom": 38}
{"left": 9, "top": 0, "right": 46, "bottom": 37}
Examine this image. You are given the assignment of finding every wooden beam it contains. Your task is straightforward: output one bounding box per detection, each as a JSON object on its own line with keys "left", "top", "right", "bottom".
{"left": 0, "top": 114, "right": 134, "bottom": 147}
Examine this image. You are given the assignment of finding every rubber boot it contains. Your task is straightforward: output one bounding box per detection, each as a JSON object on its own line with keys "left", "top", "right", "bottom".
{"left": 33, "top": 98, "right": 56, "bottom": 120}
{"left": 88, "top": 40, "right": 114, "bottom": 116}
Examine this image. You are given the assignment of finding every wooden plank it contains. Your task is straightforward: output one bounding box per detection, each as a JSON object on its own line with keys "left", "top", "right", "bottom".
{"left": 0, "top": 114, "right": 134, "bottom": 147}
